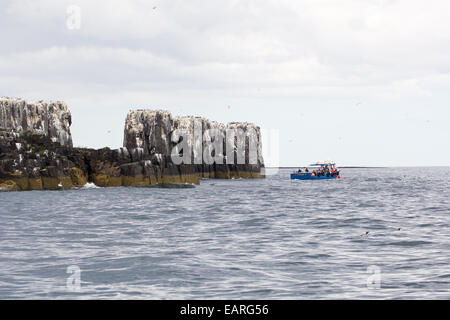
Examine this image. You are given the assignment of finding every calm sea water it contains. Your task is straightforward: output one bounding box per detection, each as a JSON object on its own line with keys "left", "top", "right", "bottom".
{"left": 0, "top": 168, "right": 449, "bottom": 299}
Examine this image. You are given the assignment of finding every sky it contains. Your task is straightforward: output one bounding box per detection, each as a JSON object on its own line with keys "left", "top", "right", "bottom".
{"left": 1, "top": 0, "right": 449, "bottom": 166}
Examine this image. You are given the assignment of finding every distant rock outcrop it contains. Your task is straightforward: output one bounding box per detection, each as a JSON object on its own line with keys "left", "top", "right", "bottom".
{"left": 0, "top": 99, "right": 264, "bottom": 191}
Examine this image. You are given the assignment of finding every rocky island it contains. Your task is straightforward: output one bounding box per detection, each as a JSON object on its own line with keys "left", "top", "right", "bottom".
{"left": 0, "top": 98, "right": 265, "bottom": 191}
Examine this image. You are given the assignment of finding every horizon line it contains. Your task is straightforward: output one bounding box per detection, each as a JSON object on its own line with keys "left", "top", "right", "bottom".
{"left": 267, "top": 166, "right": 450, "bottom": 169}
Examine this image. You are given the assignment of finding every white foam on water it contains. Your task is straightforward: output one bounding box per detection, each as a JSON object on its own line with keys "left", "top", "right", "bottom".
{"left": 82, "top": 182, "right": 100, "bottom": 189}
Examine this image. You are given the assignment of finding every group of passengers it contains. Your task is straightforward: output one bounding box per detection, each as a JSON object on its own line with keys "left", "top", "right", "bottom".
{"left": 297, "top": 165, "right": 340, "bottom": 177}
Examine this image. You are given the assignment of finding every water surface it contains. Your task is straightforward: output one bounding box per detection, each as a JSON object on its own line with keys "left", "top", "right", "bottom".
{"left": 0, "top": 168, "right": 449, "bottom": 299}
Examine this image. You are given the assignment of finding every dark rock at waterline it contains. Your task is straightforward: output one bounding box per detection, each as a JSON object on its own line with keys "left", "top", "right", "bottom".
{"left": 143, "top": 183, "right": 196, "bottom": 189}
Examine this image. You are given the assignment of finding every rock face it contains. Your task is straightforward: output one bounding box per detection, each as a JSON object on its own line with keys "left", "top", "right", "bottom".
{"left": 124, "top": 110, "right": 265, "bottom": 179}
{"left": 0, "top": 98, "right": 72, "bottom": 147}
{"left": 0, "top": 98, "right": 264, "bottom": 191}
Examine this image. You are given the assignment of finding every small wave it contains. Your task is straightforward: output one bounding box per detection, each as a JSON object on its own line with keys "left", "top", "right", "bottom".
{"left": 381, "top": 240, "right": 433, "bottom": 247}
{"left": 239, "top": 217, "right": 267, "bottom": 226}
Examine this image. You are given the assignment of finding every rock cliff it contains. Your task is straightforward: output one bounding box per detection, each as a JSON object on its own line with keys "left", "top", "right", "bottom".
{"left": 0, "top": 99, "right": 264, "bottom": 191}
{"left": 0, "top": 98, "right": 72, "bottom": 147}
{"left": 124, "top": 110, "right": 265, "bottom": 179}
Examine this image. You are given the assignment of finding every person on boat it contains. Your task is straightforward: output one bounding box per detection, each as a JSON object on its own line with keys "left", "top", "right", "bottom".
{"left": 298, "top": 169, "right": 302, "bottom": 173}
{"left": 305, "top": 168, "right": 309, "bottom": 173}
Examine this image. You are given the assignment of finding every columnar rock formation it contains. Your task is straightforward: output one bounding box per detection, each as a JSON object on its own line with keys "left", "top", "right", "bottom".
{"left": 0, "top": 98, "right": 264, "bottom": 191}
{"left": 124, "top": 110, "right": 265, "bottom": 179}
{"left": 0, "top": 98, "right": 72, "bottom": 147}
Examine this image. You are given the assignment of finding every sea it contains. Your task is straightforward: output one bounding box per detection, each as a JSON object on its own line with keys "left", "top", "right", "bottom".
{"left": 0, "top": 167, "right": 449, "bottom": 299}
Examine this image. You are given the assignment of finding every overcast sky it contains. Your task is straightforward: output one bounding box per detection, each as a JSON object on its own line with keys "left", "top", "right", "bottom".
{"left": 1, "top": 0, "right": 449, "bottom": 166}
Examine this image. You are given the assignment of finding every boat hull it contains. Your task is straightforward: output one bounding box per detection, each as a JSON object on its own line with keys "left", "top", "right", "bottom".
{"left": 290, "top": 173, "right": 338, "bottom": 180}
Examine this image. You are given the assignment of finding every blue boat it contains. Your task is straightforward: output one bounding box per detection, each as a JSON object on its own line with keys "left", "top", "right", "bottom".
{"left": 290, "top": 162, "right": 341, "bottom": 180}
